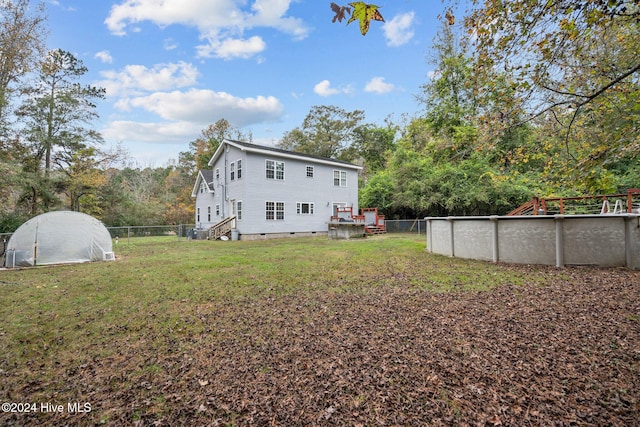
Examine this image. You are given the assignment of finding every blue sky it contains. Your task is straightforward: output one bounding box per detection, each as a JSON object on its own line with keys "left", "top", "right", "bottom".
{"left": 44, "top": 0, "right": 449, "bottom": 166}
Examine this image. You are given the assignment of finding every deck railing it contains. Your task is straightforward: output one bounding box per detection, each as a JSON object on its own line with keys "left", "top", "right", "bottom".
{"left": 209, "top": 216, "right": 236, "bottom": 240}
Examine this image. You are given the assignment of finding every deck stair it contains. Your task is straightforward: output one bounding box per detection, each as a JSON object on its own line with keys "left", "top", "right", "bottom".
{"left": 209, "top": 215, "right": 236, "bottom": 240}
{"left": 361, "top": 208, "right": 386, "bottom": 235}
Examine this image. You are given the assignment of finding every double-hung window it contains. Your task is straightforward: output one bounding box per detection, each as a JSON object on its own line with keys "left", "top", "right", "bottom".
{"left": 230, "top": 162, "right": 235, "bottom": 181}
{"left": 306, "top": 166, "right": 314, "bottom": 178}
{"left": 266, "top": 201, "right": 285, "bottom": 220}
{"left": 333, "top": 170, "right": 347, "bottom": 187}
{"left": 237, "top": 160, "right": 242, "bottom": 179}
{"left": 266, "top": 160, "right": 285, "bottom": 180}
{"left": 237, "top": 201, "right": 243, "bottom": 221}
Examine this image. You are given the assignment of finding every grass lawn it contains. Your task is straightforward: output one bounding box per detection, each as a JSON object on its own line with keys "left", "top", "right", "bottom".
{"left": 1, "top": 234, "right": 638, "bottom": 425}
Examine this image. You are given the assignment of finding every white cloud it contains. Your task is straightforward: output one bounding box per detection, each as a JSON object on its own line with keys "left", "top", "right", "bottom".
{"left": 197, "top": 36, "right": 266, "bottom": 60}
{"left": 163, "top": 38, "right": 178, "bottom": 51}
{"left": 383, "top": 12, "right": 415, "bottom": 47}
{"left": 115, "top": 88, "right": 284, "bottom": 127}
{"left": 97, "top": 62, "right": 200, "bottom": 97}
{"left": 364, "top": 77, "right": 395, "bottom": 94}
{"left": 314, "top": 80, "right": 337, "bottom": 97}
{"left": 103, "top": 88, "right": 284, "bottom": 145}
{"left": 94, "top": 50, "right": 113, "bottom": 64}
{"left": 105, "top": 0, "right": 310, "bottom": 59}
{"left": 313, "top": 80, "right": 352, "bottom": 97}
{"left": 102, "top": 120, "right": 200, "bottom": 144}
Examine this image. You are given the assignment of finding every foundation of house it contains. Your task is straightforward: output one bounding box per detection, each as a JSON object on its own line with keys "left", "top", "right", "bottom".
{"left": 238, "top": 231, "right": 328, "bottom": 241}
{"left": 328, "top": 222, "right": 367, "bottom": 239}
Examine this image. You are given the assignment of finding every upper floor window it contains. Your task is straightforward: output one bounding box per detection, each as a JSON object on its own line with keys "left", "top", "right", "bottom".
{"left": 266, "top": 160, "right": 285, "bottom": 180}
{"left": 333, "top": 170, "right": 347, "bottom": 187}
{"left": 306, "top": 166, "right": 314, "bottom": 178}
{"left": 237, "top": 159, "right": 242, "bottom": 179}
{"left": 215, "top": 168, "right": 220, "bottom": 180}
{"left": 230, "top": 162, "right": 235, "bottom": 181}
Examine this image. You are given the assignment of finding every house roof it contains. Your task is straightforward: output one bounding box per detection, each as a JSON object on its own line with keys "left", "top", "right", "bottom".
{"left": 207, "top": 139, "right": 363, "bottom": 170}
{"left": 190, "top": 169, "right": 215, "bottom": 197}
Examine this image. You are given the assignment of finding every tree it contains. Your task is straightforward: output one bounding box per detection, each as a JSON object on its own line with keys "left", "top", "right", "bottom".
{"left": 278, "top": 105, "right": 365, "bottom": 160}
{"left": 19, "top": 49, "right": 105, "bottom": 175}
{"left": 350, "top": 122, "right": 397, "bottom": 175}
{"left": 181, "top": 119, "right": 251, "bottom": 173}
{"left": 415, "top": 19, "right": 484, "bottom": 165}
{"left": 0, "top": 0, "right": 47, "bottom": 125}
{"left": 467, "top": 0, "right": 640, "bottom": 170}
{"left": 17, "top": 49, "right": 105, "bottom": 212}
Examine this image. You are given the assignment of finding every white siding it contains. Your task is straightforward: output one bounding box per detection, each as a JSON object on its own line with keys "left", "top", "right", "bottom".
{"left": 199, "top": 141, "right": 359, "bottom": 237}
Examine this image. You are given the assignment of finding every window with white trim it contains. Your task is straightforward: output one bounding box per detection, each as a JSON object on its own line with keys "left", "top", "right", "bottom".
{"left": 296, "top": 202, "right": 314, "bottom": 215}
{"left": 306, "top": 165, "right": 314, "bottom": 178}
{"left": 266, "top": 159, "right": 285, "bottom": 180}
{"left": 215, "top": 204, "right": 220, "bottom": 216}
{"left": 215, "top": 168, "right": 220, "bottom": 180}
{"left": 333, "top": 170, "right": 347, "bottom": 187}
{"left": 237, "top": 200, "right": 242, "bottom": 220}
{"left": 237, "top": 159, "right": 242, "bottom": 179}
{"left": 230, "top": 161, "right": 235, "bottom": 181}
{"left": 266, "top": 201, "right": 285, "bottom": 220}
{"left": 207, "top": 206, "right": 211, "bottom": 221}
{"left": 196, "top": 207, "right": 200, "bottom": 222}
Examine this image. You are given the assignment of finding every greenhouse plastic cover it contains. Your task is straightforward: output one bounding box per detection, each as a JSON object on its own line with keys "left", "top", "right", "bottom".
{"left": 4, "top": 211, "right": 114, "bottom": 267}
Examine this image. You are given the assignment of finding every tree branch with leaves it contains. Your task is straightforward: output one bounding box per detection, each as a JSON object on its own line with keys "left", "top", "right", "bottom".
{"left": 330, "top": 2, "right": 384, "bottom": 35}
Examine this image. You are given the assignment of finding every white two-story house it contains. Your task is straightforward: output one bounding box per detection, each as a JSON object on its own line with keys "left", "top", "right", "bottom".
{"left": 191, "top": 139, "right": 361, "bottom": 240}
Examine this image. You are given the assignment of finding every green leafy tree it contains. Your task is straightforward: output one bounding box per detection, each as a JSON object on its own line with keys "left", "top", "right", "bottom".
{"left": 350, "top": 122, "right": 397, "bottom": 176}
{"left": 181, "top": 118, "right": 251, "bottom": 173}
{"left": 0, "top": 0, "right": 47, "bottom": 125}
{"left": 467, "top": 0, "right": 640, "bottom": 181}
{"left": 278, "top": 105, "right": 365, "bottom": 161}
{"left": 16, "top": 49, "right": 105, "bottom": 212}
{"left": 19, "top": 49, "right": 105, "bottom": 176}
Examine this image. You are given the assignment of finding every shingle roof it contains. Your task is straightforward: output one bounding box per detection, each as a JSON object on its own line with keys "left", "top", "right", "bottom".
{"left": 225, "top": 139, "right": 361, "bottom": 168}
{"left": 200, "top": 170, "right": 214, "bottom": 190}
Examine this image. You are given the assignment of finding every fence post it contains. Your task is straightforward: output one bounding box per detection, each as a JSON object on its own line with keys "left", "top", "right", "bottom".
{"left": 448, "top": 217, "right": 455, "bottom": 257}
{"left": 624, "top": 215, "right": 635, "bottom": 268}
{"left": 554, "top": 215, "right": 564, "bottom": 268}
{"left": 425, "top": 218, "right": 431, "bottom": 252}
{"left": 490, "top": 216, "right": 499, "bottom": 263}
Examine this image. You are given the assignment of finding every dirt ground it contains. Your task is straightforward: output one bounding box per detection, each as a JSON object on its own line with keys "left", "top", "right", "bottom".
{"left": 2, "top": 265, "right": 639, "bottom": 426}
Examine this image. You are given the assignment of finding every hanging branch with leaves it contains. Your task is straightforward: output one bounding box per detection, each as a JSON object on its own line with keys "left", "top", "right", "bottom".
{"left": 330, "top": 2, "right": 385, "bottom": 35}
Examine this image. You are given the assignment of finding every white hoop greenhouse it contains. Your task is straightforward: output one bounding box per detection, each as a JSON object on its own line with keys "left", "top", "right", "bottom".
{"left": 4, "top": 211, "right": 114, "bottom": 268}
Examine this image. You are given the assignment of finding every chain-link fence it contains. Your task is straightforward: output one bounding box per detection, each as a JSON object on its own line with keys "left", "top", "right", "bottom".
{"left": 1, "top": 233, "right": 12, "bottom": 260}
{"left": 2, "top": 221, "right": 423, "bottom": 257}
{"left": 384, "top": 219, "right": 426, "bottom": 234}
{"left": 106, "top": 224, "right": 196, "bottom": 242}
